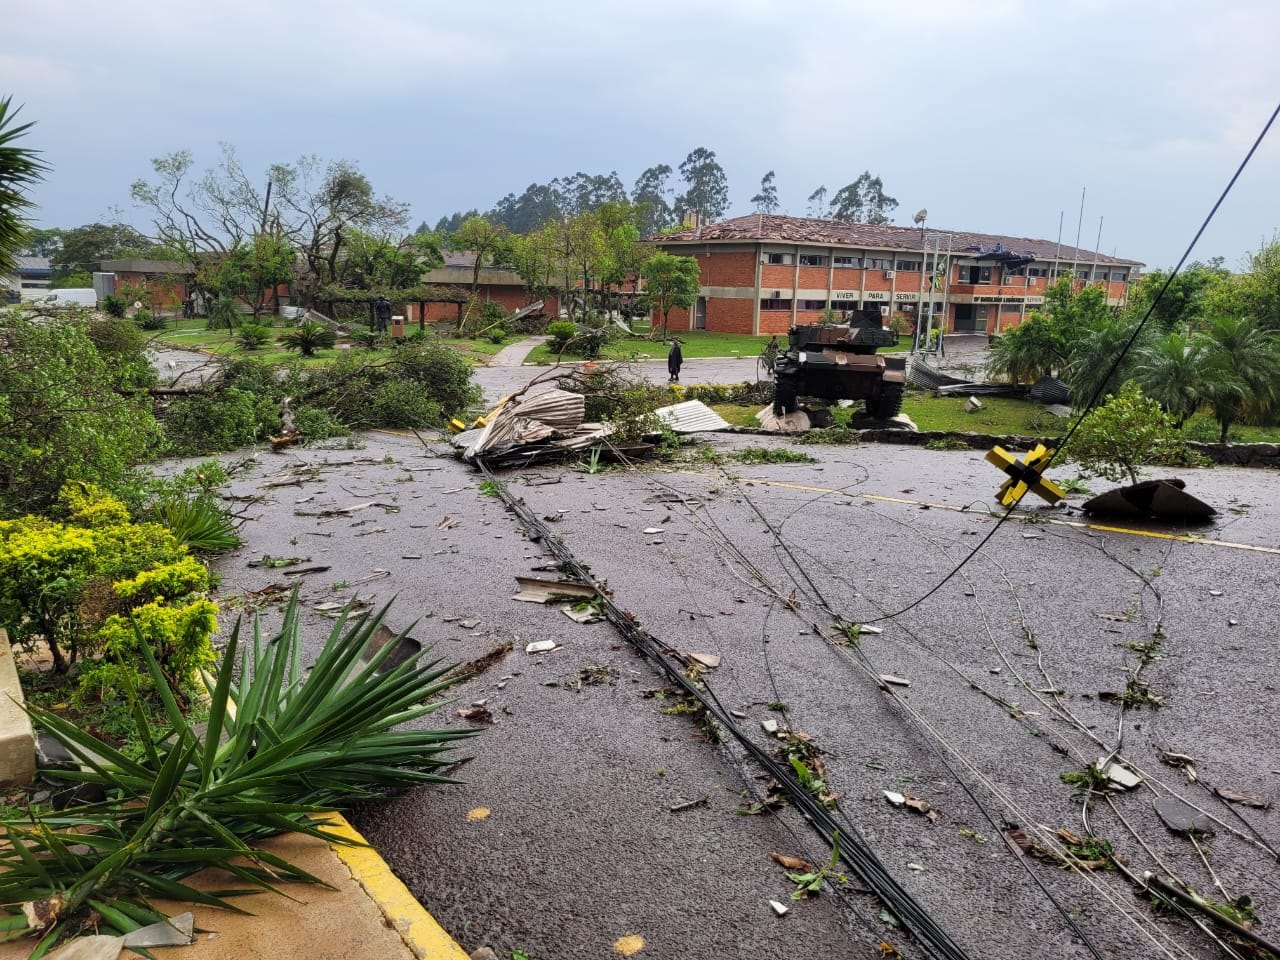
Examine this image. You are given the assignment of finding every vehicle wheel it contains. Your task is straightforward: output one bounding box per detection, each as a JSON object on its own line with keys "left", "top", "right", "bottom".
{"left": 866, "top": 381, "right": 904, "bottom": 419}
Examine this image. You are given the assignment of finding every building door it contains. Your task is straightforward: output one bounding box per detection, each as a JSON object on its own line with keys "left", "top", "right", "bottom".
{"left": 694, "top": 297, "right": 707, "bottom": 330}
{"left": 953, "top": 304, "right": 979, "bottom": 332}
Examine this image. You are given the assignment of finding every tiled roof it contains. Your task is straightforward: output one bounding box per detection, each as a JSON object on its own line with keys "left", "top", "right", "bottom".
{"left": 441, "top": 251, "right": 478, "bottom": 268}
{"left": 653, "top": 214, "right": 1143, "bottom": 267}
{"left": 15, "top": 256, "right": 51, "bottom": 272}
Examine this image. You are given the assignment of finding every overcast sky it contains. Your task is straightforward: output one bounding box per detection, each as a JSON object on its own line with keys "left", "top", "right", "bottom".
{"left": 7, "top": 0, "right": 1279, "bottom": 268}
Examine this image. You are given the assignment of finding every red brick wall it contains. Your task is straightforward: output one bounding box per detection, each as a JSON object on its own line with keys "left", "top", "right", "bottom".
{"left": 708, "top": 298, "right": 754, "bottom": 333}
{"left": 758, "top": 310, "right": 792, "bottom": 335}
{"left": 700, "top": 251, "right": 756, "bottom": 288}
{"left": 795, "top": 266, "right": 829, "bottom": 289}
{"left": 759, "top": 265, "right": 793, "bottom": 289}
{"left": 116, "top": 271, "right": 185, "bottom": 311}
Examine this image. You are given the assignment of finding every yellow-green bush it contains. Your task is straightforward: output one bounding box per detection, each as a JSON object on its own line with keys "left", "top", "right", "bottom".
{"left": 0, "top": 484, "right": 216, "bottom": 696}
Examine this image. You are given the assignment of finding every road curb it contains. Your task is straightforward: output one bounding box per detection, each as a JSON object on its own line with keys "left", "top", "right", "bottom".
{"left": 322, "top": 814, "right": 469, "bottom": 960}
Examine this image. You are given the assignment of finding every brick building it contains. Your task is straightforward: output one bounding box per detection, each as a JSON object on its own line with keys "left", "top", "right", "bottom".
{"left": 415, "top": 251, "right": 555, "bottom": 324}
{"left": 650, "top": 214, "right": 1143, "bottom": 336}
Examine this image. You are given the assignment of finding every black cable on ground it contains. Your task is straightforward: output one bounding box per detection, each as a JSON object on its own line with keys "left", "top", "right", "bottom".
{"left": 865, "top": 97, "right": 1280, "bottom": 625}
{"left": 476, "top": 459, "right": 976, "bottom": 960}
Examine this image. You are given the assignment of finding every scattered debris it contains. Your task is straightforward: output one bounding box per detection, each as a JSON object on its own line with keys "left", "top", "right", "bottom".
{"left": 525, "top": 640, "right": 559, "bottom": 654}
{"left": 884, "top": 791, "right": 937, "bottom": 822}
{"left": 282, "top": 565, "right": 332, "bottom": 577}
{"left": 248, "top": 554, "right": 308, "bottom": 568}
{"left": 1154, "top": 797, "right": 1215, "bottom": 835}
{"left": 451, "top": 643, "right": 513, "bottom": 682}
{"left": 459, "top": 618, "right": 480, "bottom": 629}
{"left": 1098, "top": 758, "right": 1142, "bottom": 791}
{"left": 1213, "top": 786, "right": 1270, "bottom": 809}
{"left": 466, "top": 807, "right": 491, "bottom": 822}
{"left": 563, "top": 603, "right": 604, "bottom": 624}
{"left": 878, "top": 674, "right": 911, "bottom": 688}
{"left": 362, "top": 623, "right": 422, "bottom": 673}
{"left": 1156, "top": 748, "right": 1199, "bottom": 782}
{"left": 769, "top": 900, "right": 790, "bottom": 917}
{"left": 670, "top": 797, "right": 709, "bottom": 813}
{"left": 642, "top": 527, "right": 664, "bottom": 535}
{"left": 770, "top": 852, "right": 814, "bottom": 872}
{"left": 512, "top": 576, "right": 596, "bottom": 604}
{"left": 687, "top": 652, "right": 721, "bottom": 669}
{"left": 761, "top": 719, "right": 780, "bottom": 735}
{"left": 457, "top": 704, "right": 494, "bottom": 724}
{"left": 438, "top": 515, "right": 458, "bottom": 530}
{"left": 964, "top": 396, "right": 983, "bottom": 413}
{"left": 612, "top": 934, "right": 645, "bottom": 957}
{"left": 123, "top": 912, "right": 196, "bottom": 948}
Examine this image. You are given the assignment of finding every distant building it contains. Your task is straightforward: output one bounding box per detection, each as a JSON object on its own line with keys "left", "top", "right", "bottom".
{"left": 416, "top": 251, "right": 555, "bottom": 324}
{"left": 649, "top": 214, "right": 1143, "bottom": 336}
{"left": 98, "top": 259, "right": 192, "bottom": 312}
{"left": 3, "top": 257, "right": 54, "bottom": 300}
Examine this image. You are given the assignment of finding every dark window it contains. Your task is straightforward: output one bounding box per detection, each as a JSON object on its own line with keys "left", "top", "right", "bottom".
{"left": 895, "top": 260, "right": 922, "bottom": 272}
{"left": 1027, "top": 267, "right": 1049, "bottom": 277}
{"left": 956, "top": 265, "right": 993, "bottom": 284}
{"left": 800, "top": 299, "right": 828, "bottom": 310}
{"left": 798, "top": 254, "right": 828, "bottom": 267}
{"left": 865, "top": 257, "right": 893, "bottom": 270}
{"left": 1001, "top": 302, "right": 1023, "bottom": 312}
{"left": 760, "top": 298, "right": 792, "bottom": 310}
{"left": 834, "top": 255, "right": 861, "bottom": 268}
{"left": 1110, "top": 271, "right": 1127, "bottom": 282}
{"left": 765, "top": 253, "right": 791, "bottom": 265}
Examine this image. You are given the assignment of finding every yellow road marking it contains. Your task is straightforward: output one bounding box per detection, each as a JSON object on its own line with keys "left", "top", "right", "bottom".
{"left": 671, "top": 470, "right": 1280, "bottom": 556}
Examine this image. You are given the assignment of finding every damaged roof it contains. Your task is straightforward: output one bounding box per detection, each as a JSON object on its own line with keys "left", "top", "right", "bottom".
{"left": 653, "top": 214, "right": 1143, "bottom": 267}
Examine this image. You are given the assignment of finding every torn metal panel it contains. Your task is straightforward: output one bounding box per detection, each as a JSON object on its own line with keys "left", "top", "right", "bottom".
{"left": 653, "top": 399, "right": 731, "bottom": 434}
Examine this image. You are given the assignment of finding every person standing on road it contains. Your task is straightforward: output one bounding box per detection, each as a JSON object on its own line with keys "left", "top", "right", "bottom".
{"left": 667, "top": 339, "right": 684, "bottom": 382}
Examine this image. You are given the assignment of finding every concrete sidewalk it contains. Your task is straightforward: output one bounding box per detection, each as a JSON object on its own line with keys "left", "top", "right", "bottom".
{"left": 0, "top": 816, "right": 469, "bottom": 960}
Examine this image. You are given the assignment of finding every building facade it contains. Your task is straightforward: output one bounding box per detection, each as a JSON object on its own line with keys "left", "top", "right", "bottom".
{"left": 651, "top": 214, "right": 1143, "bottom": 336}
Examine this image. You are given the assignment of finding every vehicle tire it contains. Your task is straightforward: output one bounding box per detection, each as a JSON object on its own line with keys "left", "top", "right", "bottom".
{"left": 866, "top": 381, "right": 904, "bottom": 419}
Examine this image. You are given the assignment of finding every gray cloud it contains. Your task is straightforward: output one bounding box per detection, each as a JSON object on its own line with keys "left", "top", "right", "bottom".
{"left": 9, "top": 0, "right": 1279, "bottom": 267}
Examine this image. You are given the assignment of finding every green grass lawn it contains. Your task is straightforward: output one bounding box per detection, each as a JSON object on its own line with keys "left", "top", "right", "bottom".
{"left": 154, "top": 317, "right": 507, "bottom": 366}
{"left": 524, "top": 329, "right": 774, "bottom": 365}
{"left": 707, "top": 390, "right": 1280, "bottom": 442}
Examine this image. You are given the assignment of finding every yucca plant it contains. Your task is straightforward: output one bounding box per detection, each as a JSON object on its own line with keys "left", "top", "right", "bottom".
{"left": 149, "top": 492, "right": 241, "bottom": 553}
{"left": 0, "top": 594, "right": 474, "bottom": 956}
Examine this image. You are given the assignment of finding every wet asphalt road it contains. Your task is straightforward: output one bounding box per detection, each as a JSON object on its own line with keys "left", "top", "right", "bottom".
{"left": 203, "top": 430, "right": 1280, "bottom": 960}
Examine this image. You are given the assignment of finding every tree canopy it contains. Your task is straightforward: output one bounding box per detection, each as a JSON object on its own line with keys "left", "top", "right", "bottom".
{"left": 675, "top": 147, "right": 729, "bottom": 223}
{"left": 0, "top": 98, "right": 48, "bottom": 274}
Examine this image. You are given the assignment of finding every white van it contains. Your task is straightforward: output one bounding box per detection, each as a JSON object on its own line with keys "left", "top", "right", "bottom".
{"left": 40, "top": 289, "right": 98, "bottom": 307}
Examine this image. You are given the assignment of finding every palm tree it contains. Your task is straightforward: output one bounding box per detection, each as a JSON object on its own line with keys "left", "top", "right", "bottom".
{"left": 0, "top": 98, "right": 49, "bottom": 272}
{"left": 1196, "top": 314, "right": 1280, "bottom": 442}
{"left": 1134, "top": 332, "right": 1206, "bottom": 427}
{"left": 1062, "top": 313, "right": 1148, "bottom": 408}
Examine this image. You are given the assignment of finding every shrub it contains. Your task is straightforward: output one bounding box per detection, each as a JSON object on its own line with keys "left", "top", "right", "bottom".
{"left": 235, "top": 322, "right": 275, "bottom": 350}
{"left": 162, "top": 387, "right": 267, "bottom": 455}
{"left": 0, "top": 310, "right": 161, "bottom": 517}
{"left": 76, "top": 597, "right": 218, "bottom": 709}
{"left": 292, "top": 405, "right": 350, "bottom": 441}
{"left": 206, "top": 296, "right": 241, "bottom": 331}
{"left": 102, "top": 294, "right": 127, "bottom": 318}
{"left": 484, "top": 325, "right": 508, "bottom": 345}
{"left": 1062, "top": 382, "right": 1194, "bottom": 485}
{"left": 547, "top": 320, "right": 577, "bottom": 352}
{"left": 280, "top": 320, "right": 337, "bottom": 356}
{"left": 133, "top": 308, "right": 167, "bottom": 331}
{"left": 0, "top": 484, "right": 200, "bottom": 673}
{"left": 683, "top": 381, "right": 774, "bottom": 406}
{"left": 148, "top": 494, "right": 241, "bottom": 553}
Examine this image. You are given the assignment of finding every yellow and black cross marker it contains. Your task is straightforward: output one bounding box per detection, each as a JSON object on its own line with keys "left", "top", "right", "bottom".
{"left": 985, "top": 443, "right": 1066, "bottom": 507}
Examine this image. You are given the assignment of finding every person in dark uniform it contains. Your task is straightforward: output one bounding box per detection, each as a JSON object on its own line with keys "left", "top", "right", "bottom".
{"left": 374, "top": 296, "right": 392, "bottom": 333}
{"left": 667, "top": 339, "right": 684, "bottom": 382}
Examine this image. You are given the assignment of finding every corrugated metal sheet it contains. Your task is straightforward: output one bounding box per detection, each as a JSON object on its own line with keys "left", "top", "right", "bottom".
{"left": 654, "top": 400, "right": 731, "bottom": 434}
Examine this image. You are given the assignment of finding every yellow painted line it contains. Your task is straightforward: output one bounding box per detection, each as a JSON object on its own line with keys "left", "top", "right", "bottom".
{"left": 322, "top": 813, "right": 470, "bottom": 960}
{"left": 669, "top": 469, "right": 1280, "bottom": 556}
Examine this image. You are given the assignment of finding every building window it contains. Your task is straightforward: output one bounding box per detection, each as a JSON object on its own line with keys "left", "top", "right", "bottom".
{"left": 1110, "top": 271, "right": 1127, "bottom": 282}
{"left": 957, "top": 265, "right": 993, "bottom": 284}
{"left": 834, "top": 255, "right": 861, "bottom": 268}
{"left": 1001, "top": 302, "right": 1023, "bottom": 313}
{"left": 975, "top": 306, "right": 990, "bottom": 320}
{"left": 864, "top": 257, "right": 893, "bottom": 270}
{"left": 894, "top": 260, "right": 922, "bottom": 272}
{"left": 760, "top": 298, "right": 792, "bottom": 310}
{"left": 798, "top": 254, "right": 828, "bottom": 267}
{"left": 800, "top": 299, "right": 828, "bottom": 310}
{"left": 1027, "top": 267, "right": 1049, "bottom": 277}
{"left": 765, "top": 253, "right": 792, "bottom": 265}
